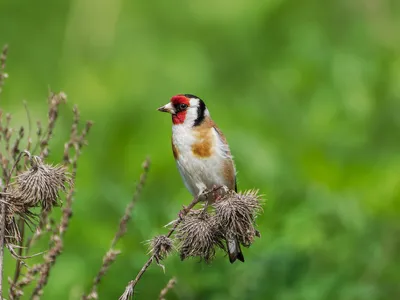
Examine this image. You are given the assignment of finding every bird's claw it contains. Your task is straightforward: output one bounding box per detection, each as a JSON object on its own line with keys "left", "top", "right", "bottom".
{"left": 210, "top": 185, "right": 227, "bottom": 202}
{"left": 199, "top": 202, "right": 209, "bottom": 217}
{"left": 178, "top": 206, "right": 188, "bottom": 219}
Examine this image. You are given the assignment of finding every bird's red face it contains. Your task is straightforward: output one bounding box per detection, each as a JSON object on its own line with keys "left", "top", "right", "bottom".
{"left": 158, "top": 94, "right": 191, "bottom": 125}
{"left": 158, "top": 94, "right": 207, "bottom": 127}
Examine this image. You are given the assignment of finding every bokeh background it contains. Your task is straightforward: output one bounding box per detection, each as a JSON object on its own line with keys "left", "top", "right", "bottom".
{"left": 1, "top": 0, "right": 400, "bottom": 299}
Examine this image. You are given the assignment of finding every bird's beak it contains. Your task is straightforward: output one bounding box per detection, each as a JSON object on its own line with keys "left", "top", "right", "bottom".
{"left": 157, "top": 102, "right": 175, "bottom": 114}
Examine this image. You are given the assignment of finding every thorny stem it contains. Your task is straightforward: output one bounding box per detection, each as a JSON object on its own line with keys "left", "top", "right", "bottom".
{"left": 119, "top": 186, "right": 222, "bottom": 299}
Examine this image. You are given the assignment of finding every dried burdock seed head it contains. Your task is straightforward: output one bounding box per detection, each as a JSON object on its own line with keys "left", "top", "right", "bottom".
{"left": 1, "top": 196, "right": 21, "bottom": 244}
{"left": 3, "top": 190, "right": 24, "bottom": 215}
{"left": 0, "top": 192, "right": 21, "bottom": 244}
{"left": 176, "top": 210, "right": 224, "bottom": 263}
{"left": 148, "top": 235, "right": 173, "bottom": 262}
{"left": 5, "top": 191, "right": 36, "bottom": 227}
{"left": 5, "top": 217, "right": 20, "bottom": 244}
{"left": 213, "top": 189, "right": 263, "bottom": 247}
{"left": 13, "top": 155, "right": 73, "bottom": 211}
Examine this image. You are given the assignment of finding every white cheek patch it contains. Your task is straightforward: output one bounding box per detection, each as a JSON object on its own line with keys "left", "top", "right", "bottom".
{"left": 183, "top": 107, "right": 199, "bottom": 126}
{"left": 189, "top": 98, "right": 200, "bottom": 106}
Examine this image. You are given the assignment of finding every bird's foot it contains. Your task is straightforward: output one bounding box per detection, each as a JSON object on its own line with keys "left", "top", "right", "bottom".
{"left": 178, "top": 206, "right": 188, "bottom": 220}
{"left": 200, "top": 202, "right": 209, "bottom": 217}
{"left": 211, "top": 185, "right": 227, "bottom": 202}
{"left": 212, "top": 184, "right": 219, "bottom": 191}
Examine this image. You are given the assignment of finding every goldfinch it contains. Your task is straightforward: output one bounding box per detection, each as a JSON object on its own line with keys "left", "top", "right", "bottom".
{"left": 158, "top": 94, "right": 244, "bottom": 263}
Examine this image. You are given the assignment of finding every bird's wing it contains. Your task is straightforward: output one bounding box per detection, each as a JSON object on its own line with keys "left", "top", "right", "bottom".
{"left": 213, "top": 125, "right": 237, "bottom": 192}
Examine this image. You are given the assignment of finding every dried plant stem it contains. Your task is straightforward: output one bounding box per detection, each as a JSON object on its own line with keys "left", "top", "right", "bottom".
{"left": 1, "top": 53, "right": 93, "bottom": 299}
{"left": 24, "top": 209, "right": 50, "bottom": 257}
{"left": 126, "top": 256, "right": 154, "bottom": 296}
{"left": 159, "top": 277, "right": 176, "bottom": 300}
{"left": 0, "top": 201, "right": 5, "bottom": 298}
{"left": 4, "top": 151, "right": 31, "bottom": 189}
{"left": 31, "top": 92, "right": 66, "bottom": 157}
{"left": 0, "top": 44, "right": 8, "bottom": 98}
{"left": 0, "top": 150, "right": 30, "bottom": 298}
{"left": 23, "top": 101, "right": 32, "bottom": 144}
{"left": 30, "top": 119, "right": 92, "bottom": 299}
{"left": 9, "top": 217, "right": 25, "bottom": 296}
{"left": 112, "top": 158, "right": 150, "bottom": 248}
{"left": 30, "top": 184, "right": 74, "bottom": 298}
{"left": 119, "top": 187, "right": 221, "bottom": 299}
{"left": 83, "top": 158, "right": 150, "bottom": 300}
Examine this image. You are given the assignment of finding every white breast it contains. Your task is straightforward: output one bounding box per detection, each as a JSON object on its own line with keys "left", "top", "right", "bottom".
{"left": 172, "top": 125, "right": 233, "bottom": 197}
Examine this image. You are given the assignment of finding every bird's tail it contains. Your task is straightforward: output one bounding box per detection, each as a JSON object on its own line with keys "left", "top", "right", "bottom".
{"left": 227, "top": 235, "right": 245, "bottom": 264}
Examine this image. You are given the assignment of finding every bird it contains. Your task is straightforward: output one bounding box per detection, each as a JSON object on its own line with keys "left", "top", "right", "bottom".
{"left": 158, "top": 94, "right": 244, "bottom": 263}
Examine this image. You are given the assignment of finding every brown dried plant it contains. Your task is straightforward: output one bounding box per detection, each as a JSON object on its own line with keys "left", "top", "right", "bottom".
{"left": 117, "top": 185, "right": 264, "bottom": 299}
{"left": 0, "top": 44, "right": 92, "bottom": 300}
{"left": 1, "top": 44, "right": 265, "bottom": 300}
{"left": 12, "top": 156, "right": 72, "bottom": 210}
{"left": 213, "top": 189, "right": 263, "bottom": 247}
{"left": 176, "top": 210, "right": 224, "bottom": 263}
{"left": 0, "top": 44, "right": 8, "bottom": 96}
{"left": 0, "top": 44, "right": 264, "bottom": 300}
{"left": 148, "top": 235, "right": 174, "bottom": 264}
{"left": 159, "top": 277, "right": 177, "bottom": 300}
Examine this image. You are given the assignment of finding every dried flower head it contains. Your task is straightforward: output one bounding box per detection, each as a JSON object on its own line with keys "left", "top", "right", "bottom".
{"left": 213, "top": 189, "right": 263, "bottom": 247}
{"left": 5, "top": 212, "right": 20, "bottom": 245}
{"left": 148, "top": 235, "right": 173, "bottom": 263}
{"left": 13, "top": 156, "right": 72, "bottom": 211}
{"left": 0, "top": 193, "right": 21, "bottom": 244}
{"left": 5, "top": 191, "right": 37, "bottom": 228}
{"left": 176, "top": 210, "right": 224, "bottom": 263}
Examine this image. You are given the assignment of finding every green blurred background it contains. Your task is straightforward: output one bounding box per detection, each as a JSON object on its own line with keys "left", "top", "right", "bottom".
{"left": 1, "top": 0, "right": 400, "bottom": 299}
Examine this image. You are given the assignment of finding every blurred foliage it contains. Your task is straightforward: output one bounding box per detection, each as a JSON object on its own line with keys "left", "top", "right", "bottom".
{"left": 1, "top": 0, "right": 400, "bottom": 299}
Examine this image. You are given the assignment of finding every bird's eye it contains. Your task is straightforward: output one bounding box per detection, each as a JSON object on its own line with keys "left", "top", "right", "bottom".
{"left": 179, "top": 103, "right": 188, "bottom": 110}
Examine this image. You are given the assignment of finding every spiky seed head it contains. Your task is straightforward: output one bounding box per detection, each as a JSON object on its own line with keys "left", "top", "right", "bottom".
{"left": 13, "top": 156, "right": 72, "bottom": 211}
{"left": 4, "top": 189, "right": 25, "bottom": 215}
{"left": 1, "top": 196, "right": 21, "bottom": 244}
{"left": 5, "top": 215, "right": 20, "bottom": 244}
{"left": 148, "top": 235, "right": 173, "bottom": 261}
{"left": 5, "top": 191, "right": 37, "bottom": 227}
{"left": 176, "top": 210, "right": 224, "bottom": 263}
{"left": 0, "top": 192, "right": 24, "bottom": 244}
{"left": 213, "top": 189, "right": 263, "bottom": 247}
